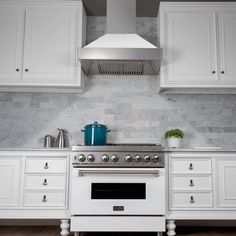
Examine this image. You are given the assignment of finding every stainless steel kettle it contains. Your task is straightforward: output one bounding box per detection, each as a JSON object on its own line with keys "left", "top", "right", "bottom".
{"left": 55, "top": 128, "right": 70, "bottom": 148}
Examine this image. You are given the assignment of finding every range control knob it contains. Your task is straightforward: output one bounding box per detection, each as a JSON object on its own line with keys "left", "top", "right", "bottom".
{"left": 101, "top": 154, "right": 109, "bottom": 162}
{"left": 143, "top": 155, "right": 151, "bottom": 162}
{"left": 78, "top": 154, "right": 86, "bottom": 162}
{"left": 125, "top": 155, "right": 132, "bottom": 162}
{"left": 152, "top": 155, "right": 160, "bottom": 162}
{"left": 135, "top": 155, "right": 141, "bottom": 162}
{"left": 87, "top": 154, "right": 95, "bottom": 162}
{"left": 111, "top": 154, "right": 119, "bottom": 162}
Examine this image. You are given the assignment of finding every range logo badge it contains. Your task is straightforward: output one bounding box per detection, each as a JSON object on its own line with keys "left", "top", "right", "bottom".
{"left": 113, "top": 206, "right": 124, "bottom": 211}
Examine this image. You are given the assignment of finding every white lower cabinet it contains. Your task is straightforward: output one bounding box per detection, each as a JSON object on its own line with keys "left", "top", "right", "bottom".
{"left": 172, "top": 192, "right": 213, "bottom": 208}
{"left": 25, "top": 175, "right": 66, "bottom": 190}
{"left": 169, "top": 156, "right": 213, "bottom": 210}
{"left": 24, "top": 156, "right": 68, "bottom": 209}
{"left": 23, "top": 191, "right": 66, "bottom": 207}
{"left": 216, "top": 158, "right": 236, "bottom": 208}
{"left": 0, "top": 150, "right": 71, "bottom": 236}
{"left": 167, "top": 152, "right": 236, "bottom": 236}
{"left": 0, "top": 157, "right": 22, "bottom": 207}
{"left": 171, "top": 176, "right": 212, "bottom": 191}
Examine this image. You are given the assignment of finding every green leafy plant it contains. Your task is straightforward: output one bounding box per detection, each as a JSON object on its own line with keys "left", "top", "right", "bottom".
{"left": 164, "top": 129, "right": 184, "bottom": 139}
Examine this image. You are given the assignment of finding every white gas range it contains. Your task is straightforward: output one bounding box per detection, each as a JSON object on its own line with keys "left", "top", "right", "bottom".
{"left": 70, "top": 144, "right": 166, "bottom": 236}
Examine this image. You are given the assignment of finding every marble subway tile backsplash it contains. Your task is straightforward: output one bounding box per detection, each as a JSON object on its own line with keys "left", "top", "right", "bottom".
{"left": 0, "top": 17, "right": 236, "bottom": 148}
{"left": 0, "top": 76, "right": 236, "bottom": 149}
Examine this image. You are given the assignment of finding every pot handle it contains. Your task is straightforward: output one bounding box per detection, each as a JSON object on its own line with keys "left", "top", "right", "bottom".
{"left": 107, "top": 129, "right": 111, "bottom": 132}
{"left": 81, "top": 129, "right": 85, "bottom": 132}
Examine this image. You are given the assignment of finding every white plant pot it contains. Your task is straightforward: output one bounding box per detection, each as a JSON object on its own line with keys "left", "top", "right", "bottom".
{"left": 167, "top": 137, "right": 181, "bottom": 148}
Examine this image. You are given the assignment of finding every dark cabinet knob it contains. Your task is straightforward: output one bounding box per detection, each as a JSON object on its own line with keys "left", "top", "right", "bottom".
{"left": 221, "top": 71, "right": 225, "bottom": 74}
{"left": 44, "top": 162, "right": 49, "bottom": 169}
{"left": 189, "top": 163, "right": 194, "bottom": 170}
{"left": 189, "top": 179, "right": 194, "bottom": 187}
{"left": 212, "top": 71, "right": 215, "bottom": 74}
{"left": 190, "top": 196, "right": 195, "bottom": 204}
{"left": 25, "top": 69, "right": 29, "bottom": 72}
{"left": 16, "top": 68, "right": 20, "bottom": 72}
{"left": 42, "top": 195, "right": 47, "bottom": 202}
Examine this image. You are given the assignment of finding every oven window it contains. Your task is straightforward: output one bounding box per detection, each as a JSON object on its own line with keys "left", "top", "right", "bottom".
{"left": 91, "top": 183, "right": 146, "bottom": 199}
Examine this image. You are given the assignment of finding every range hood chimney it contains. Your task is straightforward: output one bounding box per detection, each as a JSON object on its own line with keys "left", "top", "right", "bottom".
{"left": 79, "top": 0, "right": 162, "bottom": 75}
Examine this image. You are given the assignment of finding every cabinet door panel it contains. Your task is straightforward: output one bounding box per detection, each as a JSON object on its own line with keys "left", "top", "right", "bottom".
{"left": 0, "top": 157, "right": 22, "bottom": 207}
{"left": 23, "top": 9, "right": 76, "bottom": 82}
{"left": 0, "top": 8, "right": 24, "bottom": 80}
{"left": 217, "top": 159, "right": 236, "bottom": 208}
{"left": 218, "top": 13, "right": 236, "bottom": 82}
{"left": 165, "top": 11, "right": 217, "bottom": 84}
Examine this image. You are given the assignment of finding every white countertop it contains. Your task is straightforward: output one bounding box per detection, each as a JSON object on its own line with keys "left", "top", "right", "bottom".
{"left": 0, "top": 147, "right": 234, "bottom": 152}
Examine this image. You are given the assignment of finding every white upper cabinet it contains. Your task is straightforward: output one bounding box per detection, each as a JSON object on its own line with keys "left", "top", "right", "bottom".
{"left": 159, "top": 3, "right": 236, "bottom": 93}
{"left": 163, "top": 11, "right": 217, "bottom": 84}
{"left": 0, "top": 8, "right": 24, "bottom": 80}
{"left": 218, "top": 12, "right": 236, "bottom": 82}
{"left": 0, "top": 1, "right": 86, "bottom": 92}
{"left": 23, "top": 9, "right": 76, "bottom": 83}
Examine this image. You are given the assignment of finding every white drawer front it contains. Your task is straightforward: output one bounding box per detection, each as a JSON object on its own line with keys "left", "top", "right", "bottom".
{"left": 25, "top": 175, "right": 66, "bottom": 190}
{"left": 172, "top": 176, "right": 212, "bottom": 191}
{"left": 26, "top": 158, "right": 66, "bottom": 173}
{"left": 171, "top": 192, "right": 213, "bottom": 208}
{"left": 171, "top": 158, "right": 211, "bottom": 174}
{"left": 23, "top": 191, "right": 66, "bottom": 207}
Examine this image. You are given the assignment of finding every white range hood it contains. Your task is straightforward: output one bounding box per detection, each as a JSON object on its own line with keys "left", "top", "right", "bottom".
{"left": 79, "top": 0, "right": 162, "bottom": 75}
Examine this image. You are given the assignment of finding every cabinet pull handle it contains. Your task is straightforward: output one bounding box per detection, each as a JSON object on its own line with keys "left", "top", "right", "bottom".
{"left": 212, "top": 71, "right": 215, "bottom": 74}
{"left": 190, "top": 196, "right": 195, "bottom": 204}
{"left": 25, "top": 69, "right": 29, "bottom": 72}
{"left": 221, "top": 71, "right": 225, "bottom": 74}
{"left": 44, "top": 162, "right": 49, "bottom": 169}
{"left": 16, "top": 68, "right": 20, "bottom": 72}
{"left": 43, "top": 179, "right": 48, "bottom": 186}
{"left": 189, "top": 179, "right": 194, "bottom": 187}
{"left": 42, "top": 195, "right": 47, "bottom": 202}
{"left": 189, "top": 163, "right": 194, "bottom": 170}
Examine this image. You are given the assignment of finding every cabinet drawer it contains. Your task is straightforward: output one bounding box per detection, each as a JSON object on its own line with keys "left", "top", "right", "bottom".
{"left": 171, "top": 158, "right": 211, "bottom": 174}
{"left": 172, "top": 176, "right": 212, "bottom": 191}
{"left": 171, "top": 192, "right": 213, "bottom": 208}
{"left": 23, "top": 191, "right": 66, "bottom": 207}
{"left": 25, "top": 175, "right": 66, "bottom": 190}
{"left": 25, "top": 157, "right": 66, "bottom": 173}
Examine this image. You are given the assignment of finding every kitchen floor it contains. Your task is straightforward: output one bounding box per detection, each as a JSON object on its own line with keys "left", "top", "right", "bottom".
{"left": 0, "top": 226, "right": 236, "bottom": 236}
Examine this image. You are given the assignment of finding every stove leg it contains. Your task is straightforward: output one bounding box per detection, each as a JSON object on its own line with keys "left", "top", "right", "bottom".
{"left": 74, "top": 233, "right": 79, "bottom": 236}
{"left": 167, "top": 220, "right": 176, "bottom": 236}
{"left": 60, "top": 219, "right": 70, "bottom": 236}
{"left": 157, "top": 232, "right": 163, "bottom": 236}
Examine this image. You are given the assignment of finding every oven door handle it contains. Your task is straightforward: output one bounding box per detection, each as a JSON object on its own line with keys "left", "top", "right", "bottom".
{"left": 77, "top": 169, "right": 160, "bottom": 177}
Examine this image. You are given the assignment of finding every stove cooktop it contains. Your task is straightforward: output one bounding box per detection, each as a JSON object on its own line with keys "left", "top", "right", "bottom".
{"left": 72, "top": 143, "right": 165, "bottom": 167}
{"left": 76, "top": 143, "right": 162, "bottom": 146}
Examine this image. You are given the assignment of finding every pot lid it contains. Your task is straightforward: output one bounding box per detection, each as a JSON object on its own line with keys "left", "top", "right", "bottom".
{"left": 84, "top": 121, "right": 108, "bottom": 129}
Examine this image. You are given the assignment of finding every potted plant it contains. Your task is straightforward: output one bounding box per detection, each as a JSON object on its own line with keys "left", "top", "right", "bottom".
{"left": 164, "top": 128, "right": 184, "bottom": 148}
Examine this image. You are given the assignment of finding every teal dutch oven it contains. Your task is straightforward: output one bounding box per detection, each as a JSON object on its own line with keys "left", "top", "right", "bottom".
{"left": 81, "top": 121, "right": 111, "bottom": 146}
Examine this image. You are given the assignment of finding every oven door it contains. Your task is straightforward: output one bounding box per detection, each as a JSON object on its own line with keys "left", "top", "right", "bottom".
{"left": 71, "top": 168, "right": 165, "bottom": 215}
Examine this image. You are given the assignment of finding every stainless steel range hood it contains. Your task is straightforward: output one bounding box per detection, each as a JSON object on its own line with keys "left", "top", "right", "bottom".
{"left": 79, "top": 0, "right": 162, "bottom": 75}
